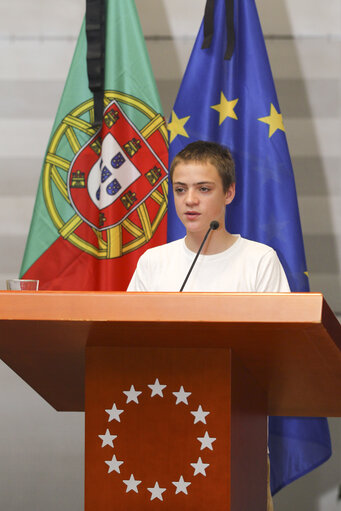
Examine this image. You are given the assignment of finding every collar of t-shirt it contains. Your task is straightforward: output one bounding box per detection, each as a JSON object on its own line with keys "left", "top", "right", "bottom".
{"left": 181, "top": 234, "right": 242, "bottom": 261}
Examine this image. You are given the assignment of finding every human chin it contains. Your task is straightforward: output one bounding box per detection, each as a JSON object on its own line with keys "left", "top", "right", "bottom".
{"left": 184, "top": 216, "right": 207, "bottom": 233}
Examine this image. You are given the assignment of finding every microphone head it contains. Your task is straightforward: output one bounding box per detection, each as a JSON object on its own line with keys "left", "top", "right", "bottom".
{"left": 210, "top": 220, "right": 219, "bottom": 230}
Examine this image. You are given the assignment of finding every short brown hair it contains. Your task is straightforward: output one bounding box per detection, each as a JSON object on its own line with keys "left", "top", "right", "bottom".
{"left": 169, "top": 140, "right": 236, "bottom": 192}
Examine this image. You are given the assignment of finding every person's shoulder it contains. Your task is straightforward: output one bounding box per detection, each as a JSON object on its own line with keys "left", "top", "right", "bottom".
{"left": 237, "top": 237, "right": 290, "bottom": 291}
{"left": 238, "top": 236, "right": 275, "bottom": 257}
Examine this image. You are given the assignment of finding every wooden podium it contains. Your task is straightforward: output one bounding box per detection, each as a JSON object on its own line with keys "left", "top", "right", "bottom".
{"left": 0, "top": 291, "right": 340, "bottom": 511}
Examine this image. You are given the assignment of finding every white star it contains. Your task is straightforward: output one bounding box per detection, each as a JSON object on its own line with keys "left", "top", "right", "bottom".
{"left": 173, "top": 385, "right": 191, "bottom": 405}
{"left": 105, "top": 454, "right": 124, "bottom": 474}
{"left": 123, "top": 474, "right": 142, "bottom": 493}
{"left": 98, "top": 428, "right": 117, "bottom": 448}
{"left": 148, "top": 378, "right": 167, "bottom": 397}
{"left": 172, "top": 475, "right": 191, "bottom": 495}
{"left": 123, "top": 385, "right": 142, "bottom": 404}
{"left": 105, "top": 403, "right": 124, "bottom": 422}
{"left": 197, "top": 431, "right": 216, "bottom": 450}
{"left": 191, "top": 405, "right": 210, "bottom": 424}
{"left": 190, "top": 457, "right": 209, "bottom": 476}
{"left": 147, "top": 481, "right": 166, "bottom": 501}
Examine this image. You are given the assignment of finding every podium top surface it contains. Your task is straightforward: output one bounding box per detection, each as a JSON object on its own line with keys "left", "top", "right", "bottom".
{"left": 0, "top": 291, "right": 340, "bottom": 415}
{"left": 0, "top": 290, "right": 333, "bottom": 322}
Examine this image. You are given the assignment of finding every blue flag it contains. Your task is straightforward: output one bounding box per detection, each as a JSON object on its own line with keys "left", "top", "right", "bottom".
{"left": 167, "top": 0, "right": 331, "bottom": 494}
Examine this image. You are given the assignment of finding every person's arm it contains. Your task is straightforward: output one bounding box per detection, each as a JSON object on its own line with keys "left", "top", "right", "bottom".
{"left": 127, "top": 252, "right": 150, "bottom": 291}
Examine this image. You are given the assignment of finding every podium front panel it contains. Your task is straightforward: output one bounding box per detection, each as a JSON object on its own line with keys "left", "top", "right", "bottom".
{"left": 85, "top": 347, "right": 267, "bottom": 511}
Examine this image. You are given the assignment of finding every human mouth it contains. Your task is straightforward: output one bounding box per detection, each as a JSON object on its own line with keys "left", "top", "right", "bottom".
{"left": 184, "top": 211, "right": 200, "bottom": 220}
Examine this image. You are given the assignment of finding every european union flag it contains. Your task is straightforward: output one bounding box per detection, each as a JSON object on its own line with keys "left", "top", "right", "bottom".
{"left": 167, "top": 0, "right": 331, "bottom": 495}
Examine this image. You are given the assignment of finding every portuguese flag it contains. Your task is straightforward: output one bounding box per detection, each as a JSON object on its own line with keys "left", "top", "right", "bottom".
{"left": 20, "top": 0, "right": 168, "bottom": 291}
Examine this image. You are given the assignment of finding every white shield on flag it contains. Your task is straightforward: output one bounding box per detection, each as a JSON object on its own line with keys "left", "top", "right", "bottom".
{"left": 87, "top": 133, "right": 142, "bottom": 210}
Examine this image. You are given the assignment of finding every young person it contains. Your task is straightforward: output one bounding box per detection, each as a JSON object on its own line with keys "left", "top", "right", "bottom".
{"left": 128, "top": 140, "right": 290, "bottom": 293}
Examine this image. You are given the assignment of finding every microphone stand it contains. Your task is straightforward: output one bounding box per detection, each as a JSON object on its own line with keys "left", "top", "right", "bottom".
{"left": 179, "top": 221, "right": 219, "bottom": 292}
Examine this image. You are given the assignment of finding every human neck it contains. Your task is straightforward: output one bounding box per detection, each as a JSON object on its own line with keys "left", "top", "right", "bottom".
{"left": 185, "top": 228, "right": 236, "bottom": 255}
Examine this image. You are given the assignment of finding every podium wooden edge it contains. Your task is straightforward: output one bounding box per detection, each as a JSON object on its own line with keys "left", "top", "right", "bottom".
{"left": 322, "top": 297, "right": 341, "bottom": 351}
{"left": 0, "top": 291, "right": 330, "bottom": 325}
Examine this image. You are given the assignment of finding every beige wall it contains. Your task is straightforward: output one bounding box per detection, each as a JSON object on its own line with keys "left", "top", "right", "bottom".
{"left": 0, "top": 1, "right": 340, "bottom": 510}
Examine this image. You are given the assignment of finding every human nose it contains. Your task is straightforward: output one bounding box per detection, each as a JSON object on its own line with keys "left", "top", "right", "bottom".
{"left": 185, "top": 189, "right": 199, "bottom": 206}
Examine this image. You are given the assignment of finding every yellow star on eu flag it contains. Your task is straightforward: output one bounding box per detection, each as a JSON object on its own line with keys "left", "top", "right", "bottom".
{"left": 258, "top": 104, "right": 285, "bottom": 138}
{"left": 168, "top": 111, "right": 190, "bottom": 143}
{"left": 211, "top": 92, "right": 238, "bottom": 125}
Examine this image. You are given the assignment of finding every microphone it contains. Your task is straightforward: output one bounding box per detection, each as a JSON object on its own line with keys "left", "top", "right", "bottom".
{"left": 179, "top": 220, "right": 220, "bottom": 292}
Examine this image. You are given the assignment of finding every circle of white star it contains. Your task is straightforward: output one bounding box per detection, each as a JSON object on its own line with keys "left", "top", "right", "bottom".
{"left": 123, "top": 384, "right": 142, "bottom": 404}
{"left": 98, "top": 378, "right": 216, "bottom": 501}
{"left": 172, "top": 475, "right": 191, "bottom": 494}
{"left": 105, "top": 454, "right": 124, "bottom": 474}
{"left": 191, "top": 405, "right": 210, "bottom": 424}
{"left": 173, "top": 385, "right": 192, "bottom": 405}
{"left": 147, "top": 481, "right": 166, "bottom": 501}
{"left": 98, "top": 428, "right": 117, "bottom": 448}
{"left": 197, "top": 431, "right": 216, "bottom": 451}
{"left": 123, "top": 474, "right": 142, "bottom": 493}
{"left": 191, "top": 457, "right": 210, "bottom": 476}
{"left": 148, "top": 378, "right": 167, "bottom": 397}
{"left": 105, "top": 403, "right": 124, "bottom": 422}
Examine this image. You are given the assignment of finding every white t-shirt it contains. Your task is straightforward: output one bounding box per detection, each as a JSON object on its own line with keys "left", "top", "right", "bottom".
{"left": 127, "top": 235, "right": 290, "bottom": 292}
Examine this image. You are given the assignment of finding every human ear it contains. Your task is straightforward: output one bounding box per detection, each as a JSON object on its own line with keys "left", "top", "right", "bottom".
{"left": 225, "top": 183, "right": 236, "bottom": 205}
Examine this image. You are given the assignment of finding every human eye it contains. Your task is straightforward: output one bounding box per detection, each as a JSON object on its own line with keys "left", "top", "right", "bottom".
{"left": 199, "top": 186, "right": 211, "bottom": 192}
{"left": 174, "top": 186, "right": 185, "bottom": 194}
